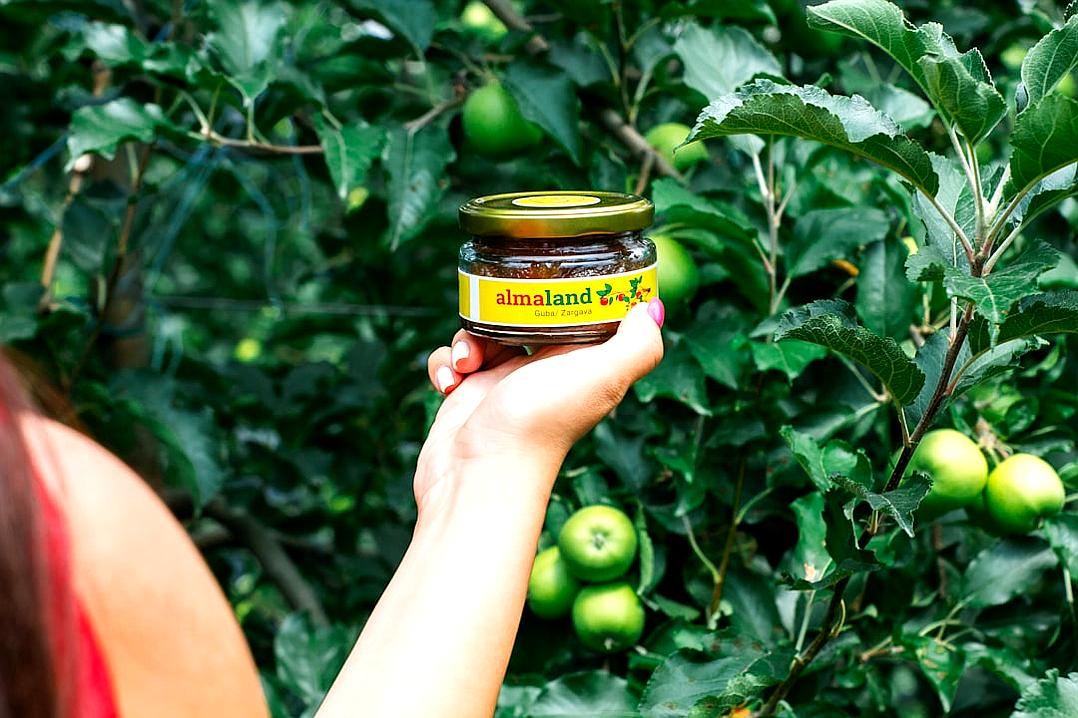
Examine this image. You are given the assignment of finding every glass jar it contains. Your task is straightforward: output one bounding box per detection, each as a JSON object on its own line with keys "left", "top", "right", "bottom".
{"left": 458, "top": 191, "right": 656, "bottom": 345}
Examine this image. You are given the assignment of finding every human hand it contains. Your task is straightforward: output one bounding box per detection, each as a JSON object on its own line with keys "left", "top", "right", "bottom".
{"left": 417, "top": 299, "right": 665, "bottom": 511}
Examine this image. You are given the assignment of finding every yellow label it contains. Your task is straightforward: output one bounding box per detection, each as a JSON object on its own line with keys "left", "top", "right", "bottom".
{"left": 511, "top": 194, "right": 601, "bottom": 208}
{"left": 459, "top": 264, "right": 658, "bottom": 327}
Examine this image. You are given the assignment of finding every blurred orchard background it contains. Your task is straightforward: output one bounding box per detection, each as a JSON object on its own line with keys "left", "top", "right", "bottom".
{"left": 2, "top": 0, "right": 1078, "bottom": 715}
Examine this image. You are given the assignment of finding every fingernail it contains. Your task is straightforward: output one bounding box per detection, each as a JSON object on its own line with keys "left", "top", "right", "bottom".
{"left": 647, "top": 298, "right": 665, "bottom": 328}
{"left": 436, "top": 366, "right": 455, "bottom": 394}
{"left": 451, "top": 340, "right": 470, "bottom": 369}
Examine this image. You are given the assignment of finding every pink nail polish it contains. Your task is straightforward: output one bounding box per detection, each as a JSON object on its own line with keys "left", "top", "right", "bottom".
{"left": 647, "top": 298, "right": 665, "bottom": 328}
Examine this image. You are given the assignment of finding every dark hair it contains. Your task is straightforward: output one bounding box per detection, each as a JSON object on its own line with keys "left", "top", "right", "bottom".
{"left": 0, "top": 351, "right": 63, "bottom": 718}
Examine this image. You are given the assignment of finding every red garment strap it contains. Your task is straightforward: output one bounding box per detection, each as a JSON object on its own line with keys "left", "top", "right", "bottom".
{"left": 34, "top": 472, "right": 119, "bottom": 718}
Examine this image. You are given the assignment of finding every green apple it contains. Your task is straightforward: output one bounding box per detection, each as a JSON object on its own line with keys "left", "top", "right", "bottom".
{"left": 907, "top": 429, "right": 988, "bottom": 518}
{"left": 460, "top": 0, "right": 507, "bottom": 40}
{"left": 644, "top": 122, "right": 708, "bottom": 172}
{"left": 571, "top": 582, "right": 645, "bottom": 652}
{"left": 1001, "top": 43, "right": 1028, "bottom": 72}
{"left": 558, "top": 505, "right": 637, "bottom": 583}
{"left": 983, "top": 454, "right": 1065, "bottom": 534}
{"left": 650, "top": 233, "right": 700, "bottom": 309}
{"left": 234, "top": 338, "right": 262, "bottom": 362}
{"left": 527, "top": 547, "right": 580, "bottom": 619}
{"left": 461, "top": 82, "right": 542, "bottom": 159}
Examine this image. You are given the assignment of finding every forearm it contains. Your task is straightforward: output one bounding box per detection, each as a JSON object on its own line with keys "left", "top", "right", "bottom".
{"left": 316, "top": 453, "right": 561, "bottom": 718}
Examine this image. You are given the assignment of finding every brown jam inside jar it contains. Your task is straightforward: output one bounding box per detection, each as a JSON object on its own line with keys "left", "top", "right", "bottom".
{"left": 457, "top": 191, "right": 657, "bottom": 346}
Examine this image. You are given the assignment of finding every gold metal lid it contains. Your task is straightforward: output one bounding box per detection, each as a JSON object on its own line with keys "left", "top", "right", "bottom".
{"left": 459, "top": 191, "right": 654, "bottom": 238}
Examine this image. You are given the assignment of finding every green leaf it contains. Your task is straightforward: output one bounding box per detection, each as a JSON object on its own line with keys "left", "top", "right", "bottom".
{"left": 639, "top": 644, "right": 789, "bottom": 718}
{"left": 840, "top": 61, "right": 934, "bottom": 131}
{"left": 952, "top": 336, "right": 1047, "bottom": 397}
{"left": 649, "top": 596, "right": 701, "bottom": 622}
{"left": 683, "top": 316, "right": 748, "bottom": 390}
{"left": 689, "top": 80, "right": 938, "bottom": 195}
{"left": 786, "top": 206, "right": 889, "bottom": 278}
{"left": 524, "top": 671, "right": 638, "bottom": 718}
{"left": 807, "top": 0, "right": 929, "bottom": 90}
{"left": 71, "top": 20, "right": 193, "bottom": 78}
{"left": 381, "top": 126, "right": 454, "bottom": 249}
{"left": 911, "top": 154, "right": 974, "bottom": 271}
{"left": 0, "top": 283, "right": 44, "bottom": 343}
{"left": 724, "top": 573, "right": 784, "bottom": 646}
{"left": 314, "top": 118, "right": 385, "bottom": 201}
{"left": 1007, "top": 95, "right": 1078, "bottom": 196}
{"left": 350, "top": 0, "right": 436, "bottom": 52}
{"left": 905, "top": 328, "right": 948, "bottom": 426}
{"left": 904, "top": 635, "right": 965, "bottom": 713}
{"left": 775, "top": 299, "right": 926, "bottom": 406}
{"left": 943, "top": 241, "right": 1061, "bottom": 324}
{"left": 781, "top": 427, "right": 859, "bottom": 493}
{"left": 857, "top": 240, "right": 916, "bottom": 340}
{"left": 810, "top": 0, "right": 1021, "bottom": 147}
{"left": 594, "top": 422, "right": 649, "bottom": 491}
{"left": 997, "top": 290, "right": 1078, "bottom": 342}
{"left": 207, "top": 0, "right": 288, "bottom": 104}
{"left": 1022, "top": 15, "right": 1078, "bottom": 105}
{"left": 918, "top": 50, "right": 1005, "bottom": 143}
{"left": 967, "top": 313, "right": 992, "bottom": 355}
{"left": 750, "top": 340, "right": 827, "bottom": 382}
{"left": 634, "top": 342, "right": 711, "bottom": 415}
{"left": 861, "top": 83, "right": 935, "bottom": 132}
{"left": 964, "top": 642, "right": 1038, "bottom": 694}
{"left": 274, "top": 613, "right": 352, "bottom": 706}
{"left": 789, "top": 492, "right": 830, "bottom": 582}
{"left": 823, "top": 488, "right": 878, "bottom": 568}
{"left": 1041, "top": 252, "right": 1078, "bottom": 290}
{"left": 1012, "top": 670, "right": 1078, "bottom": 718}
{"left": 498, "top": 685, "right": 542, "bottom": 718}
{"left": 962, "top": 538, "right": 1058, "bottom": 608}
{"left": 112, "top": 376, "right": 224, "bottom": 506}
{"left": 62, "top": 195, "right": 115, "bottom": 273}
{"left": 630, "top": 26, "right": 674, "bottom": 86}
{"left": 673, "top": 23, "right": 781, "bottom": 101}
{"left": 503, "top": 60, "right": 583, "bottom": 165}
{"left": 634, "top": 504, "right": 658, "bottom": 594}
{"left": 652, "top": 179, "right": 756, "bottom": 242}
{"left": 711, "top": 239, "right": 771, "bottom": 313}
{"left": 666, "top": 0, "right": 776, "bottom": 24}
{"left": 66, "top": 98, "right": 169, "bottom": 168}
{"left": 1042, "top": 513, "right": 1078, "bottom": 577}
{"left": 907, "top": 322, "right": 1045, "bottom": 426}
{"left": 905, "top": 244, "right": 951, "bottom": 282}
{"left": 550, "top": 38, "right": 614, "bottom": 88}
{"left": 832, "top": 472, "right": 930, "bottom": 537}
{"left": 810, "top": 0, "right": 970, "bottom": 107}
{"left": 77, "top": 21, "right": 148, "bottom": 65}
{"left": 1014, "top": 165, "right": 1078, "bottom": 226}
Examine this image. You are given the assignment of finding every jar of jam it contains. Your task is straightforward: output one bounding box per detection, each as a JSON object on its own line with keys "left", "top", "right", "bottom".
{"left": 458, "top": 191, "right": 657, "bottom": 345}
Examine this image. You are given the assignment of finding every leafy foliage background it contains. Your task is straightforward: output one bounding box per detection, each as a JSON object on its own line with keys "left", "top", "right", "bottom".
{"left": 1, "top": 0, "right": 1078, "bottom": 716}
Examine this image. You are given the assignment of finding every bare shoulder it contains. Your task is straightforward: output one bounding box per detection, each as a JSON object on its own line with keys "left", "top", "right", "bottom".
{"left": 23, "top": 414, "right": 269, "bottom": 718}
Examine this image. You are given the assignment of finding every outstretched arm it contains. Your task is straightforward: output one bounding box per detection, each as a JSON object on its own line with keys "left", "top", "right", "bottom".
{"left": 317, "top": 300, "right": 664, "bottom": 718}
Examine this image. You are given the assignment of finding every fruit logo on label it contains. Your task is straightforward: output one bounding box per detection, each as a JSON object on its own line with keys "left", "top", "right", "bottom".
{"left": 459, "top": 264, "right": 658, "bottom": 328}
{"left": 595, "top": 274, "right": 651, "bottom": 308}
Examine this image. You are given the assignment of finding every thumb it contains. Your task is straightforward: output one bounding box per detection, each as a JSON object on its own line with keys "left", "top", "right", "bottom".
{"left": 532, "top": 299, "right": 665, "bottom": 438}
{"left": 590, "top": 298, "right": 666, "bottom": 389}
